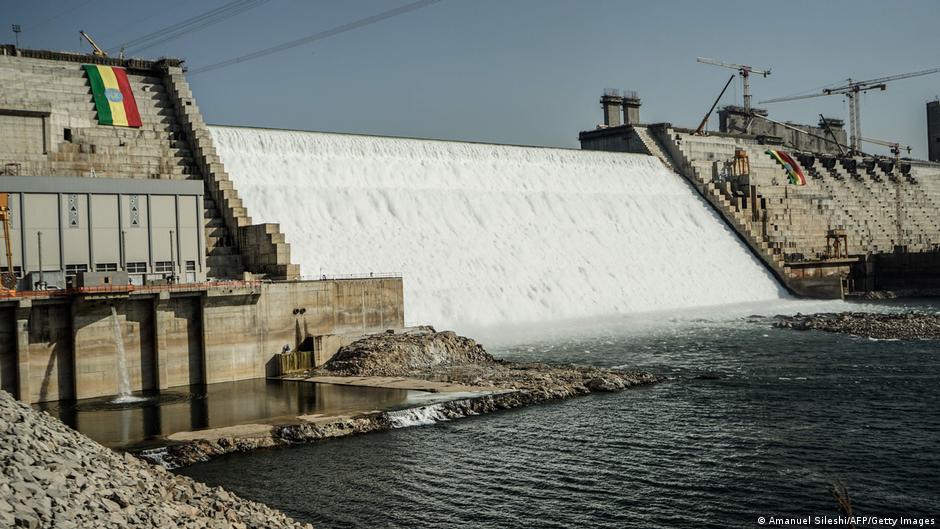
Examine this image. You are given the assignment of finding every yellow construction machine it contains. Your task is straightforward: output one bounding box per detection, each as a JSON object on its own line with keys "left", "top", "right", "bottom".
{"left": 0, "top": 193, "right": 16, "bottom": 294}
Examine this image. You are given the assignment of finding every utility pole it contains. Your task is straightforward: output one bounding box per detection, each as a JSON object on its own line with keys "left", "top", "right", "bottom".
{"left": 12, "top": 24, "right": 21, "bottom": 48}
{"left": 36, "top": 231, "right": 44, "bottom": 290}
{"left": 168, "top": 229, "right": 175, "bottom": 283}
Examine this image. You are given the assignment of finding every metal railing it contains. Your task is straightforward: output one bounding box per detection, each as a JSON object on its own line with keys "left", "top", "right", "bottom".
{"left": 0, "top": 280, "right": 263, "bottom": 300}
{"left": 300, "top": 272, "right": 402, "bottom": 281}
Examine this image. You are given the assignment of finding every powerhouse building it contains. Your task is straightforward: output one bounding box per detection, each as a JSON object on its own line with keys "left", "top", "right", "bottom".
{"left": 0, "top": 46, "right": 404, "bottom": 404}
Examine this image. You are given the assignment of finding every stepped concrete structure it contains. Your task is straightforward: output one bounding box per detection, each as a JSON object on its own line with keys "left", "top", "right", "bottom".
{"left": 0, "top": 46, "right": 405, "bottom": 403}
{"left": 581, "top": 93, "right": 940, "bottom": 297}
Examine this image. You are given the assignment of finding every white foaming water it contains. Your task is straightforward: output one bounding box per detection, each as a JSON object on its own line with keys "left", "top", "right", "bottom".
{"left": 211, "top": 126, "right": 787, "bottom": 332}
{"left": 110, "top": 306, "right": 145, "bottom": 404}
{"left": 386, "top": 403, "right": 453, "bottom": 428}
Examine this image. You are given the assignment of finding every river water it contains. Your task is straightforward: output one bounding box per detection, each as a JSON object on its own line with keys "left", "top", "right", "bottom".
{"left": 179, "top": 300, "right": 940, "bottom": 528}
{"left": 35, "top": 379, "right": 418, "bottom": 450}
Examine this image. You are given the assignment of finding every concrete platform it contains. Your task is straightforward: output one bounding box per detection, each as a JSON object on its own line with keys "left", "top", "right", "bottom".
{"left": 290, "top": 375, "right": 497, "bottom": 394}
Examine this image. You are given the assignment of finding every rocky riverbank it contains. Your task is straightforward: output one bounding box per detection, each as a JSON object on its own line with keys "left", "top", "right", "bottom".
{"left": 0, "top": 389, "right": 310, "bottom": 529}
{"left": 147, "top": 328, "right": 658, "bottom": 468}
{"left": 773, "top": 311, "right": 940, "bottom": 340}
{"left": 320, "top": 326, "right": 652, "bottom": 394}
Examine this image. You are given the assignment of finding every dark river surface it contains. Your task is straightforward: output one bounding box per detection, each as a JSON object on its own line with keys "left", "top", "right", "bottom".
{"left": 35, "top": 379, "right": 417, "bottom": 450}
{"left": 179, "top": 301, "right": 940, "bottom": 528}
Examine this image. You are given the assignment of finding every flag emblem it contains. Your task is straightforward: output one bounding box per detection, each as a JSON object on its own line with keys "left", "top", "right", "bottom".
{"left": 83, "top": 64, "right": 142, "bottom": 127}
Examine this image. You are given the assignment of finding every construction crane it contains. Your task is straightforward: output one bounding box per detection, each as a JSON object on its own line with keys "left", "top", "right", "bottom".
{"left": 80, "top": 30, "right": 107, "bottom": 57}
{"left": 760, "top": 66, "right": 940, "bottom": 152}
{"left": 697, "top": 57, "right": 771, "bottom": 124}
{"left": 694, "top": 75, "right": 735, "bottom": 135}
{"left": 861, "top": 136, "right": 911, "bottom": 159}
{"left": 0, "top": 193, "right": 16, "bottom": 294}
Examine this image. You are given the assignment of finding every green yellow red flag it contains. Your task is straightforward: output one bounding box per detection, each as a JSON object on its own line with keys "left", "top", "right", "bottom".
{"left": 83, "top": 64, "right": 142, "bottom": 127}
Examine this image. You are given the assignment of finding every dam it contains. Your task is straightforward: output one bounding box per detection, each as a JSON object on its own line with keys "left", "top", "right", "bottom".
{"left": 210, "top": 126, "right": 785, "bottom": 331}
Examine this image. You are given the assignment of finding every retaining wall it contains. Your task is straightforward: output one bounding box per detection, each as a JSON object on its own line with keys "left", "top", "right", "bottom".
{"left": 0, "top": 278, "right": 404, "bottom": 403}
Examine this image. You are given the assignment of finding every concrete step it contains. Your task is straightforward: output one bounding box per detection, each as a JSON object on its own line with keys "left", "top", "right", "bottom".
{"left": 207, "top": 245, "right": 239, "bottom": 256}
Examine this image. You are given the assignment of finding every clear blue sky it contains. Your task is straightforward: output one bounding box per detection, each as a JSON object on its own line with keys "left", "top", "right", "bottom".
{"left": 6, "top": 0, "right": 940, "bottom": 157}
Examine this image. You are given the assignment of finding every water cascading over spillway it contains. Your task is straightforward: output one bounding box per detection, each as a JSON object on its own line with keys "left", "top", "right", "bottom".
{"left": 110, "top": 306, "right": 144, "bottom": 404}
{"left": 211, "top": 126, "right": 786, "bottom": 331}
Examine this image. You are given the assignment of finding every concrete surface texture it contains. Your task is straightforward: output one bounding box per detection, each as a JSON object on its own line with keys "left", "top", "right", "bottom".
{"left": 0, "top": 277, "right": 405, "bottom": 403}
{"left": 582, "top": 116, "right": 940, "bottom": 297}
{"left": 0, "top": 47, "right": 296, "bottom": 281}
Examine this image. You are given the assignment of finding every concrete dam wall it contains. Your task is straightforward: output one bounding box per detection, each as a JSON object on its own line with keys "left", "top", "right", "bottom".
{"left": 211, "top": 126, "right": 787, "bottom": 331}
{"left": 0, "top": 279, "right": 403, "bottom": 403}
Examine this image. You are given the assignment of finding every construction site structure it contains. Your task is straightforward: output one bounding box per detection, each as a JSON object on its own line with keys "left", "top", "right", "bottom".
{"left": 761, "top": 67, "right": 940, "bottom": 152}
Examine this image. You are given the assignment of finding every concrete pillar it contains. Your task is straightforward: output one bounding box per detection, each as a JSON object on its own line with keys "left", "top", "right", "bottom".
{"left": 15, "top": 301, "right": 30, "bottom": 403}
{"left": 600, "top": 93, "right": 623, "bottom": 127}
{"left": 622, "top": 93, "right": 641, "bottom": 125}
{"left": 154, "top": 292, "right": 171, "bottom": 390}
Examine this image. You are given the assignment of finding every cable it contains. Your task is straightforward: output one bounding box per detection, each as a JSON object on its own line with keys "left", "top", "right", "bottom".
{"left": 188, "top": 0, "right": 442, "bottom": 76}
{"left": 105, "top": 0, "right": 208, "bottom": 50}
{"left": 113, "top": 0, "right": 271, "bottom": 55}
{"left": 27, "top": 0, "right": 95, "bottom": 31}
{"left": 118, "top": 0, "right": 255, "bottom": 50}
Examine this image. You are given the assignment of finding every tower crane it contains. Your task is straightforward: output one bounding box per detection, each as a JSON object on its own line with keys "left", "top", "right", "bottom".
{"left": 760, "top": 66, "right": 940, "bottom": 152}
{"left": 696, "top": 57, "right": 771, "bottom": 127}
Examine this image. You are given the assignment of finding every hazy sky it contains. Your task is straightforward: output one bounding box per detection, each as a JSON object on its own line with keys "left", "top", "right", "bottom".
{"left": 6, "top": 0, "right": 940, "bottom": 157}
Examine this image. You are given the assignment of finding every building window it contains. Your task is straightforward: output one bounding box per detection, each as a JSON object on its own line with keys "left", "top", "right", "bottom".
{"left": 63, "top": 128, "right": 72, "bottom": 142}
{"left": 185, "top": 260, "right": 196, "bottom": 272}
{"left": 12, "top": 266, "right": 22, "bottom": 279}
{"left": 95, "top": 263, "right": 117, "bottom": 272}
{"left": 155, "top": 261, "right": 174, "bottom": 273}
{"left": 65, "top": 264, "right": 88, "bottom": 276}
{"left": 126, "top": 262, "right": 147, "bottom": 274}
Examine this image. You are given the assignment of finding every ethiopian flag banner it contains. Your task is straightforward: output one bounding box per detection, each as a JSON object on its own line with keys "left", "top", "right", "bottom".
{"left": 765, "top": 149, "right": 807, "bottom": 186}
{"left": 83, "top": 64, "right": 142, "bottom": 127}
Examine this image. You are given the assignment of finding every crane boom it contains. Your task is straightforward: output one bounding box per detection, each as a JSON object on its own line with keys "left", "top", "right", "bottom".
{"left": 79, "top": 30, "right": 107, "bottom": 57}
{"left": 696, "top": 57, "right": 770, "bottom": 76}
{"left": 827, "top": 66, "right": 940, "bottom": 93}
{"left": 759, "top": 66, "right": 940, "bottom": 152}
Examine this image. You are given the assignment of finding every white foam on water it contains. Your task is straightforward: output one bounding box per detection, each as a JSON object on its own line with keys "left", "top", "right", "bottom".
{"left": 386, "top": 403, "right": 451, "bottom": 428}
{"left": 110, "top": 306, "right": 146, "bottom": 404}
{"left": 212, "top": 126, "right": 788, "bottom": 333}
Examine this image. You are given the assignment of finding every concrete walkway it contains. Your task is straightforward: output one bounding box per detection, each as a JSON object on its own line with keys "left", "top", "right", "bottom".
{"left": 290, "top": 375, "right": 495, "bottom": 394}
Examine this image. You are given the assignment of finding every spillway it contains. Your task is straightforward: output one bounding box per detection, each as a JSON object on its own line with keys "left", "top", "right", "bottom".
{"left": 211, "top": 126, "right": 786, "bottom": 331}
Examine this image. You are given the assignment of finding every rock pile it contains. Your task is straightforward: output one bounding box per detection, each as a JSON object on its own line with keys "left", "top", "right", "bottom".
{"left": 323, "top": 326, "right": 496, "bottom": 376}
{"left": 773, "top": 311, "right": 940, "bottom": 340}
{"left": 0, "top": 390, "right": 310, "bottom": 529}
{"left": 319, "top": 327, "right": 655, "bottom": 396}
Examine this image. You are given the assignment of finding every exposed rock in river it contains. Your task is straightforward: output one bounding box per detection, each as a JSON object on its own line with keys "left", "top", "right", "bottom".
{"left": 773, "top": 311, "right": 940, "bottom": 340}
{"left": 323, "top": 326, "right": 495, "bottom": 376}
{"left": 0, "top": 390, "right": 309, "bottom": 529}
{"left": 151, "top": 329, "right": 659, "bottom": 468}
{"left": 321, "top": 327, "right": 655, "bottom": 396}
